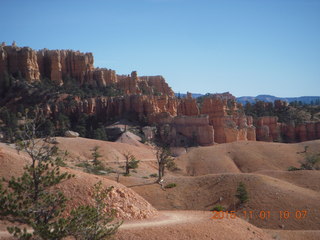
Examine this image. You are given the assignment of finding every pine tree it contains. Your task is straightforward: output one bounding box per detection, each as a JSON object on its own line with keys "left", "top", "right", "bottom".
{"left": 91, "top": 146, "right": 103, "bottom": 167}
{"left": 124, "top": 152, "right": 139, "bottom": 176}
{"left": 0, "top": 113, "right": 122, "bottom": 239}
{"left": 235, "top": 182, "right": 249, "bottom": 205}
{"left": 0, "top": 114, "right": 73, "bottom": 239}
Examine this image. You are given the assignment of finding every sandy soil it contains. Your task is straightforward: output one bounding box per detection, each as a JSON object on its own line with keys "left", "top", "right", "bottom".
{"left": 265, "top": 229, "right": 320, "bottom": 240}
{"left": 0, "top": 143, "right": 158, "bottom": 220}
{"left": 176, "top": 140, "right": 320, "bottom": 175}
{"left": 116, "top": 210, "right": 273, "bottom": 240}
{"left": 1, "top": 138, "right": 320, "bottom": 239}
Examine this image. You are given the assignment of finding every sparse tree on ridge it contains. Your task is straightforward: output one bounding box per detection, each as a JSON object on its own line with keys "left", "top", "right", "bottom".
{"left": 91, "top": 146, "right": 103, "bottom": 167}
{"left": 124, "top": 152, "right": 139, "bottom": 176}
{"left": 0, "top": 112, "right": 73, "bottom": 239}
{"left": 0, "top": 112, "right": 121, "bottom": 239}
{"left": 155, "top": 146, "right": 175, "bottom": 183}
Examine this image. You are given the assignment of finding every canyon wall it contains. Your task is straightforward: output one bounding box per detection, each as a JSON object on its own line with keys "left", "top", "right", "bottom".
{"left": 1, "top": 43, "right": 319, "bottom": 145}
{"left": 256, "top": 117, "right": 320, "bottom": 143}
{"left": 0, "top": 43, "right": 174, "bottom": 96}
{"left": 0, "top": 44, "right": 40, "bottom": 82}
{"left": 199, "top": 93, "right": 256, "bottom": 143}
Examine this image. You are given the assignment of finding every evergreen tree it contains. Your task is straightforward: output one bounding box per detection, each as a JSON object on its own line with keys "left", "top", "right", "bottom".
{"left": 124, "top": 153, "right": 139, "bottom": 176}
{"left": 0, "top": 115, "right": 73, "bottom": 239}
{"left": 0, "top": 114, "right": 121, "bottom": 239}
{"left": 235, "top": 182, "right": 249, "bottom": 205}
{"left": 91, "top": 146, "right": 103, "bottom": 167}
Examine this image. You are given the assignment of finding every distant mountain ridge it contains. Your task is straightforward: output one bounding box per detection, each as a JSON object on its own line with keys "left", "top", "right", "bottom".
{"left": 175, "top": 93, "right": 320, "bottom": 105}
{"left": 236, "top": 95, "right": 320, "bottom": 104}
{"left": 175, "top": 93, "right": 204, "bottom": 98}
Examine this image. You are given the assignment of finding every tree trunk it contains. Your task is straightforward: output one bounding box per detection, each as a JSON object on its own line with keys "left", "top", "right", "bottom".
{"left": 157, "top": 163, "right": 163, "bottom": 183}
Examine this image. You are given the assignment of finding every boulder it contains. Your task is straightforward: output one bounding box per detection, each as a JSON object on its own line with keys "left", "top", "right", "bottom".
{"left": 142, "top": 126, "right": 156, "bottom": 141}
{"left": 64, "top": 130, "right": 80, "bottom": 138}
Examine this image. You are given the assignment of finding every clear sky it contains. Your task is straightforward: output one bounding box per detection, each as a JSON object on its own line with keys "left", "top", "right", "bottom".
{"left": 2, "top": 0, "right": 320, "bottom": 97}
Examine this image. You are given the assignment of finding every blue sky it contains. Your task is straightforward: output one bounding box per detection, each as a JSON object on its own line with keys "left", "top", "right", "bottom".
{"left": 2, "top": 0, "right": 320, "bottom": 97}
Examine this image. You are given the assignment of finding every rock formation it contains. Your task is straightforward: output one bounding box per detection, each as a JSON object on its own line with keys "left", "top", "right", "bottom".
{"left": 0, "top": 43, "right": 175, "bottom": 96}
{"left": 0, "top": 45, "right": 40, "bottom": 83}
{"left": 253, "top": 100, "right": 320, "bottom": 143}
{"left": 280, "top": 121, "right": 320, "bottom": 143}
{"left": 255, "top": 116, "right": 281, "bottom": 142}
{"left": 1, "top": 43, "right": 319, "bottom": 145}
{"left": 158, "top": 115, "right": 214, "bottom": 147}
{"left": 199, "top": 93, "right": 256, "bottom": 143}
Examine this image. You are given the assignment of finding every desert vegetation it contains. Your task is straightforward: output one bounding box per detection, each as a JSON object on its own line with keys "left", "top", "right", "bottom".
{"left": 0, "top": 115, "right": 121, "bottom": 239}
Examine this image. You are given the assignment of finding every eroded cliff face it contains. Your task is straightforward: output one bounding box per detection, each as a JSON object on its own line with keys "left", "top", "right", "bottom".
{"left": 1, "top": 43, "right": 318, "bottom": 145}
{"left": 0, "top": 43, "right": 256, "bottom": 146}
{"left": 256, "top": 118, "right": 320, "bottom": 143}
{"left": 199, "top": 93, "right": 256, "bottom": 143}
{"left": 157, "top": 115, "right": 214, "bottom": 147}
{"left": 0, "top": 45, "right": 40, "bottom": 82}
{"left": 254, "top": 100, "right": 320, "bottom": 143}
{"left": 0, "top": 44, "right": 175, "bottom": 97}
{"left": 44, "top": 91, "right": 255, "bottom": 145}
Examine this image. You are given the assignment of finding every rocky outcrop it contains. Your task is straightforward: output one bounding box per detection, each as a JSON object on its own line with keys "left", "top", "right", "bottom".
{"left": 0, "top": 43, "right": 174, "bottom": 97}
{"left": 158, "top": 115, "right": 214, "bottom": 146}
{"left": 44, "top": 91, "right": 256, "bottom": 145}
{"left": 254, "top": 116, "right": 320, "bottom": 143}
{"left": 48, "top": 94, "right": 178, "bottom": 124}
{"left": 177, "top": 92, "right": 199, "bottom": 116}
{"left": 139, "top": 75, "right": 175, "bottom": 97}
{"left": 142, "top": 126, "right": 156, "bottom": 141}
{"left": 0, "top": 43, "right": 40, "bottom": 83}
{"left": 199, "top": 93, "right": 256, "bottom": 143}
{"left": 3, "top": 43, "right": 319, "bottom": 145}
{"left": 65, "top": 130, "right": 80, "bottom": 138}
{"left": 255, "top": 116, "right": 281, "bottom": 142}
{"left": 37, "top": 49, "right": 95, "bottom": 86}
{"left": 280, "top": 121, "right": 320, "bottom": 143}
{"left": 93, "top": 68, "right": 117, "bottom": 87}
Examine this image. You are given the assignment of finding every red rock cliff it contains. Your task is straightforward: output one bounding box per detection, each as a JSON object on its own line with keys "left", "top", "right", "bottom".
{"left": 0, "top": 43, "right": 174, "bottom": 97}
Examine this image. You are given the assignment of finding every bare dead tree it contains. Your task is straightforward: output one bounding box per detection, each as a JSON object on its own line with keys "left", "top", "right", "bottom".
{"left": 155, "top": 146, "right": 174, "bottom": 183}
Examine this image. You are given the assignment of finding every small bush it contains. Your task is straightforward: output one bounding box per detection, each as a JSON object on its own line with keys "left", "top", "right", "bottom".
{"left": 165, "top": 183, "right": 177, "bottom": 189}
{"left": 149, "top": 173, "right": 158, "bottom": 178}
{"left": 76, "top": 162, "right": 91, "bottom": 168}
{"left": 142, "top": 176, "right": 149, "bottom": 179}
{"left": 76, "top": 162, "right": 110, "bottom": 175}
{"left": 288, "top": 166, "right": 301, "bottom": 171}
{"left": 210, "top": 205, "right": 226, "bottom": 211}
{"left": 166, "top": 160, "right": 179, "bottom": 171}
{"left": 300, "top": 154, "right": 320, "bottom": 170}
{"left": 235, "top": 182, "right": 249, "bottom": 204}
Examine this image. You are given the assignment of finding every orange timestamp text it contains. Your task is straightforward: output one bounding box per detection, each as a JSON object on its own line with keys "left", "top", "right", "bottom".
{"left": 211, "top": 210, "right": 308, "bottom": 220}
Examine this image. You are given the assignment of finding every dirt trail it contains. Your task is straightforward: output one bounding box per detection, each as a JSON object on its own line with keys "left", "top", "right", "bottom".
{"left": 120, "top": 211, "right": 203, "bottom": 229}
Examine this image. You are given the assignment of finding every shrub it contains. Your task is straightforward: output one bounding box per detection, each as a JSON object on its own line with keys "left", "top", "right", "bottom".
{"left": 67, "top": 181, "right": 122, "bottom": 240}
{"left": 149, "top": 173, "right": 158, "bottom": 178}
{"left": 300, "top": 154, "right": 320, "bottom": 170}
{"left": 288, "top": 166, "right": 301, "bottom": 171}
{"left": 165, "top": 183, "right": 177, "bottom": 189}
{"left": 235, "top": 182, "right": 249, "bottom": 204}
{"left": 210, "top": 205, "right": 226, "bottom": 211}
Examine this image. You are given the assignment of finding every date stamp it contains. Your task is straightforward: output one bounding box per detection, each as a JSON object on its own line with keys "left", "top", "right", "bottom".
{"left": 211, "top": 210, "right": 308, "bottom": 220}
